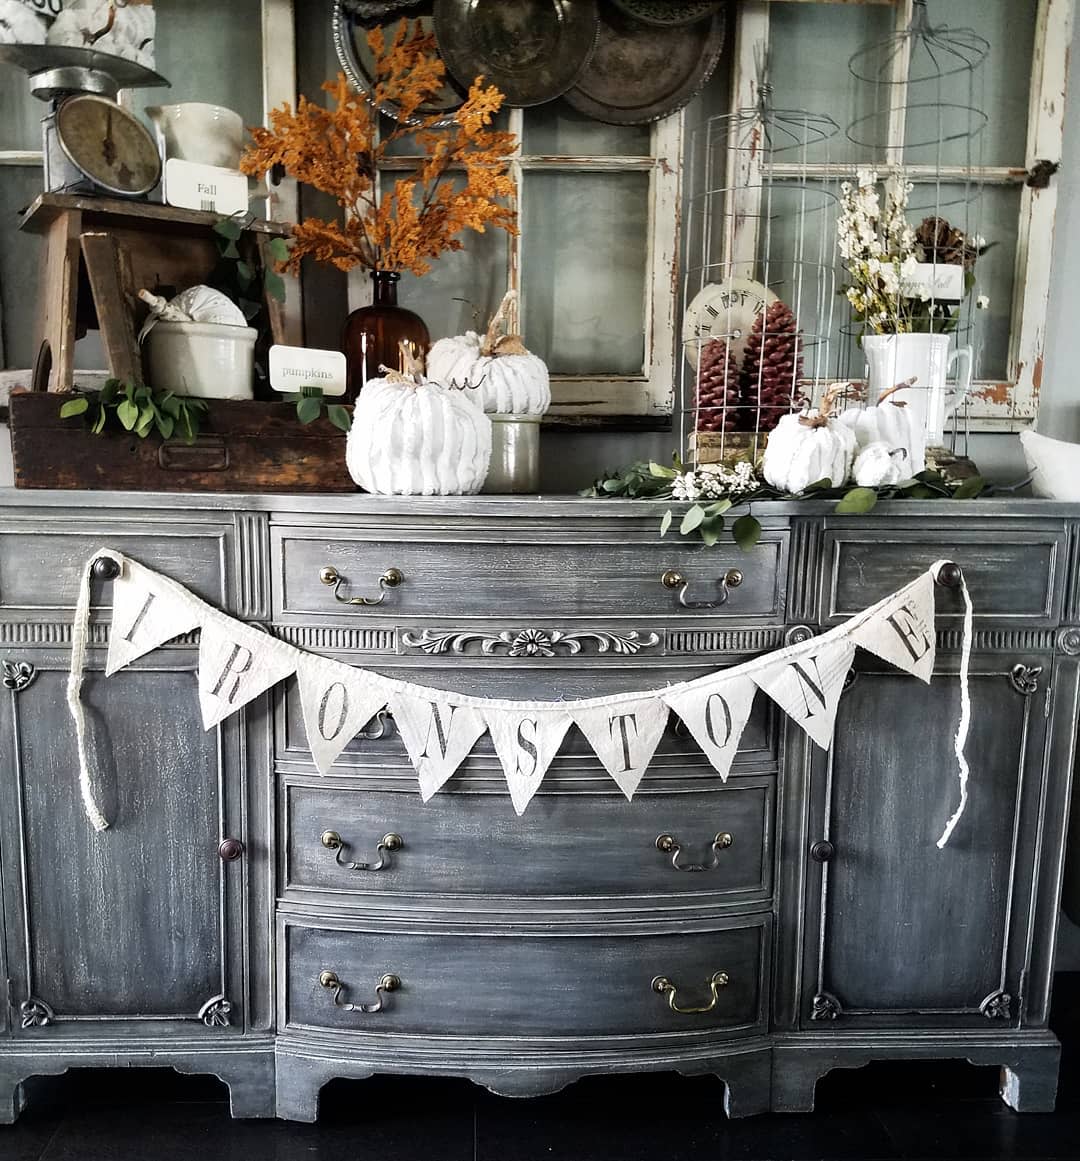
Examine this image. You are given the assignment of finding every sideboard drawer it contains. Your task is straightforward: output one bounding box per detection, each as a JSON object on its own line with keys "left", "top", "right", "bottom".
{"left": 283, "top": 781, "right": 773, "bottom": 903}
{"left": 822, "top": 525, "right": 1067, "bottom": 625}
{"left": 283, "top": 918, "right": 768, "bottom": 1039}
{"left": 273, "top": 529, "right": 788, "bottom": 623}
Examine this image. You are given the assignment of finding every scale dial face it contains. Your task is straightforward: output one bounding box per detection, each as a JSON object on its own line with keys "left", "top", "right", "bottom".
{"left": 55, "top": 93, "right": 161, "bottom": 196}
{"left": 682, "top": 277, "right": 778, "bottom": 367}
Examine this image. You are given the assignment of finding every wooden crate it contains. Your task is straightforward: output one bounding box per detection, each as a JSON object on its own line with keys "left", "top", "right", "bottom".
{"left": 9, "top": 393, "right": 355, "bottom": 493}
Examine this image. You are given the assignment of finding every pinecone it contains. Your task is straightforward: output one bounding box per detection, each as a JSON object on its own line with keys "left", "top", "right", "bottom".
{"left": 694, "top": 338, "right": 741, "bottom": 432}
{"left": 915, "top": 216, "right": 976, "bottom": 268}
{"left": 740, "top": 301, "right": 802, "bottom": 431}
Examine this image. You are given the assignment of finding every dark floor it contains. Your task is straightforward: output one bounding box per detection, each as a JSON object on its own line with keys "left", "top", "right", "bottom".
{"left": 3, "top": 974, "right": 1079, "bottom": 1161}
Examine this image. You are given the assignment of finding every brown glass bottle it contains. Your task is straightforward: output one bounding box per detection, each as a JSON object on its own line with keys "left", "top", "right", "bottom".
{"left": 342, "top": 271, "right": 430, "bottom": 401}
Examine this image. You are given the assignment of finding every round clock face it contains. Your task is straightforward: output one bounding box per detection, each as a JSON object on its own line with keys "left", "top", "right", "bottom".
{"left": 56, "top": 93, "right": 161, "bottom": 197}
{"left": 682, "top": 277, "right": 778, "bottom": 367}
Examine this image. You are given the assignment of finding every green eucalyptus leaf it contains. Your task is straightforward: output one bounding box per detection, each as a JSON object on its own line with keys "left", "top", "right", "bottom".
{"left": 649, "top": 461, "right": 677, "bottom": 479}
{"left": 732, "top": 514, "right": 763, "bottom": 552}
{"left": 705, "top": 498, "right": 732, "bottom": 517}
{"left": 135, "top": 404, "right": 156, "bottom": 436}
{"left": 952, "top": 475, "right": 986, "bottom": 499}
{"left": 268, "top": 236, "right": 291, "bottom": 263}
{"left": 699, "top": 516, "right": 724, "bottom": 548}
{"left": 264, "top": 270, "right": 286, "bottom": 302}
{"left": 909, "top": 484, "right": 936, "bottom": 499}
{"left": 601, "top": 478, "right": 625, "bottom": 494}
{"left": 327, "top": 404, "right": 352, "bottom": 432}
{"left": 116, "top": 399, "right": 139, "bottom": 430}
{"left": 659, "top": 509, "right": 673, "bottom": 537}
{"left": 296, "top": 395, "right": 322, "bottom": 424}
{"left": 155, "top": 412, "right": 175, "bottom": 440}
{"left": 59, "top": 397, "right": 89, "bottom": 418}
{"left": 680, "top": 505, "right": 706, "bottom": 535}
{"left": 835, "top": 487, "right": 879, "bottom": 514}
{"left": 91, "top": 404, "right": 106, "bottom": 434}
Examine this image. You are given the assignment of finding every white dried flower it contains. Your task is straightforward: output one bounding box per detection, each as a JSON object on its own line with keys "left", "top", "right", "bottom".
{"left": 976, "top": 294, "right": 990, "bottom": 310}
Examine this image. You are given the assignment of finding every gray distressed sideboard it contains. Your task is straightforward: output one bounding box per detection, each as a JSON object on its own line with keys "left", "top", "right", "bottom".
{"left": 0, "top": 491, "right": 1076, "bottom": 1122}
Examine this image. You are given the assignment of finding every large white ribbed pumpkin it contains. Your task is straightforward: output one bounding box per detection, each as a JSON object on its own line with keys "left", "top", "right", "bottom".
{"left": 346, "top": 366, "right": 492, "bottom": 496}
{"left": 762, "top": 385, "right": 856, "bottom": 493}
{"left": 427, "top": 291, "right": 550, "bottom": 416}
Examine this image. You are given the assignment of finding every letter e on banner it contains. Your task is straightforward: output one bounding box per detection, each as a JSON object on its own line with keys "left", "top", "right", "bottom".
{"left": 850, "top": 571, "right": 936, "bottom": 683}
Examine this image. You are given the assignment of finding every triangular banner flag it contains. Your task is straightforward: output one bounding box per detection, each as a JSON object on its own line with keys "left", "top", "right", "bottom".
{"left": 663, "top": 674, "right": 759, "bottom": 782}
{"left": 297, "top": 656, "right": 390, "bottom": 775}
{"left": 106, "top": 560, "right": 203, "bottom": 676}
{"left": 849, "top": 571, "right": 936, "bottom": 683}
{"left": 571, "top": 698, "right": 670, "bottom": 799}
{"left": 753, "top": 637, "right": 856, "bottom": 749}
{"left": 485, "top": 707, "right": 572, "bottom": 815}
{"left": 198, "top": 618, "right": 298, "bottom": 729}
{"left": 393, "top": 693, "right": 488, "bottom": 801}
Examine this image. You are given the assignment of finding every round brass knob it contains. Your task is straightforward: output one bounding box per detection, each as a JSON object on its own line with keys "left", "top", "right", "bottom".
{"left": 379, "top": 974, "right": 401, "bottom": 992}
{"left": 218, "top": 838, "right": 244, "bottom": 862}
{"left": 811, "top": 840, "right": 836, "bottom": 863}
{"left": 661, "top": 570, "right": 686, "bottom": 590}
{"left": 936, "top": 561, "right": 963, "bottom": 589}
{"left": 382, "top": 833, "right": 404, "bottom": 851}
{"left": 656, "top": 834, "right": 676, "bottom": 852}
{"left": 724, "top": 568, "right": 744, "bottom": 588}
{"left": 319, "top": 566, "right": 340, "bottom": 587}
{"left": 382, "top": 568, "right": 404, "bottom": 588}
{"left": 715, "top": 832, "right": 734, "bottom": 849}
{"left": 319, "top": 971, "right": 339, "bottom": 989}
{"left": 321, "top": 830, "right": 343, "bottom": 851}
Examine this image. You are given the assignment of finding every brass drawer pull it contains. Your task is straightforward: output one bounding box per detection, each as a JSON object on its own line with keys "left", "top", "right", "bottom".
{"left": 321, "top": 830, "right": 403, "bottom": 871}
{"left": 652, "top": 971, "right": 729, "bottom": 1015}
{"left": 319, "top": 970, "right": 400, "bottom": 1013}
{"left": 661, "top": 568, "right": 743, "bottom": 610}
{"left": 656, "top": 832, "right": 733, "bottom": 871}
{"left": 319, "top": 565, "right": 404, "bottom": 606}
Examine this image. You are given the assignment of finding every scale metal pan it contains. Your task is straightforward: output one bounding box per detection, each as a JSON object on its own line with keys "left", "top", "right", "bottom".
{"left": 433, "top": 0, "right": 599, "bottom": 109}
{"left": 565, "top": 5, "right": 725, "bottom": 125}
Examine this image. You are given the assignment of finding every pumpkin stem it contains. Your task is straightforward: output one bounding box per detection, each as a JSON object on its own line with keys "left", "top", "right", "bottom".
{"left": 799, "top": 381, "right": 849, "bottom": 426}
{"left": 379, "top": 339, "right": 426, "bottom": 386}
{"left": 481, "top": 289, "right": 527, "bottom": 357}
{"left": 876, "top": 376, "right": 919, "bottom": 407}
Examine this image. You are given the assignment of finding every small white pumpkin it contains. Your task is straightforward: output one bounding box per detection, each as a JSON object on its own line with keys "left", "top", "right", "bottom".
{"left": 427, "top": 291, "right": 550, "bottom": 416}
{"left": 838, "top": 378, "right": 926, "bottom": 476}
{"left": 853, "top": 441, "right": 908, "bottom": 487}
{"left": 346, "top": 345, "right": 492, "bottom": 496}
{"left": 762, "top": 385, "right": 857, "bottom": 493}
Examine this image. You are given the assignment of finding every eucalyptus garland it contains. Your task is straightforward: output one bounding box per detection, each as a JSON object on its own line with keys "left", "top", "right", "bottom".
{"left": 580, "top": 456, "right": 989, "bottom": 552}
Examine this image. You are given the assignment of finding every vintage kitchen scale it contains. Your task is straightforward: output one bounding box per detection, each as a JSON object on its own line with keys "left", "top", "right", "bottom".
{"left": 0, "top": 42, "right": 166, "bottom": 195}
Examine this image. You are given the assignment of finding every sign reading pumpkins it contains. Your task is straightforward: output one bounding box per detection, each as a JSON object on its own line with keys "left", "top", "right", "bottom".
{"left": 66, "top": 550, "right": 973, "bottom": 847}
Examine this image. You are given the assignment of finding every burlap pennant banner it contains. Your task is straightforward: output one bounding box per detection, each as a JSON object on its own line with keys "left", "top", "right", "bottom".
{"left": 70, "top": 549, "right": 972, "bottom": 844}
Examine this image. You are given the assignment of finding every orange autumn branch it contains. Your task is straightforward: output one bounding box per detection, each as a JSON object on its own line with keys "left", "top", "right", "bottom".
{"left": 240, "top": 20, "right": 517, "bottom": 277}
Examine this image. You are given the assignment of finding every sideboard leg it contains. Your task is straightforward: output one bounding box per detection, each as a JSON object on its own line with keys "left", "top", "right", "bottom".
{"left": 225, "top": 1071, "right": 277, "bottom": 1119}
{"left": 0, "top": 1071, "right": 29, "bottom": 1125}
{"left": 720, "top": 1054, "right": 772, "bottom": 1118}
{"left": 276, "top": 1056, "right": 335, "bottom": 1123}
{"left": 999, "top": 1055, "right": 1060, "bottom": 1113}
{"left": 769, "top": 1054, "right": 821, "bottom": 1112}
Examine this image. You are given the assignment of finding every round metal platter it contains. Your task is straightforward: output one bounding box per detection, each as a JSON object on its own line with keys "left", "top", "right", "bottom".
{"left": 55, "top": 92, "right": 161, "bottom": 196}
{"left": 332, "top": 1, "right": 466, "bottom": 128}
{"left": 339, "top": 0, "right": 426, "bottom": 18}
{"left": 433, "top": 0, "right": 599, "bottom": 108}
{"left": 564, "top": 5, "right": 726, "bottom": 125}
{"left": 609, "top": 0, "right": 721, "bottom": 28}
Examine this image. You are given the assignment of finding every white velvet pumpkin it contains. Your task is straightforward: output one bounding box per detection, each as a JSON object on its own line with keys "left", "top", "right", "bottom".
{"left": 853, "top": 441, "right": 908, "bottom": 487}
{"left": 838, "top": 392, "right": 926, "bottom": 476}
{"left": 427, "top": 291, "right": 550, "bottom": 416}
{"left": 762, "top": 388, "right": 856, "bottom": 493}
{"left": 346, "top": 373, "right": 492, "bottom": 496}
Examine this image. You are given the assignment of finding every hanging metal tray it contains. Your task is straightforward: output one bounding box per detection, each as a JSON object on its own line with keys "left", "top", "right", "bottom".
{"left": 433, "top": 0, "right": 599, "bottom": 108}
{"left": 565, "top": 5, "right": 726, "bottom": 125}
{"left": 332, "top": 1, "right": 466, "bottom": 128}
{"left": 610, "top": 0, "right": 721, "bottom": 28}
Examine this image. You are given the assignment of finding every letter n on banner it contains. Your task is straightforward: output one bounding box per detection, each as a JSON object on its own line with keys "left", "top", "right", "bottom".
{"left": 753, "top": 638, "right": 855, "bottom": 749}
{"left": 485, "top": 708, "right": 572, "bottom": 815}
{"left": 106, "top": 561, "right": 202, "bottom": 676}
{"left": 198, "top": 620, "right": 298, "bottom": 729}
{"left": 297, "top": 659, "right": 390, "bottom": 775}
{"left": 663, "top": 675, "right": 758, "bottom": 781}
{"left": 393, "top": 694, "right": 488, "bottom": 801}
{"left": 571, "top": 698, "right": 670, "bottom": 799}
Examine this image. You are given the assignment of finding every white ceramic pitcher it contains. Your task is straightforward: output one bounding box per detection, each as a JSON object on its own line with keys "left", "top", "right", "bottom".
{"left": 145, "top": 102, "right": 244, "bottom": 169}
{"left": 863, "top": 333, "right": 972, "bottom": 445}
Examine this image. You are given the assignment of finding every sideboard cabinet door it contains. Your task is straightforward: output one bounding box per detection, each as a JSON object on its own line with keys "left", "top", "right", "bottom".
{"left": 800, "top": 654, "right": 1050, "bottom": 1029}
{"left": 0, "top": 650, "right": 244, "bottom": 1034}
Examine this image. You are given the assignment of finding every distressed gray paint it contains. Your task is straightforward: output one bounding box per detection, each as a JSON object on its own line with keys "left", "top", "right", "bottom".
{"left": 0, "top": 490, "right": 1075, "bottom": 1122}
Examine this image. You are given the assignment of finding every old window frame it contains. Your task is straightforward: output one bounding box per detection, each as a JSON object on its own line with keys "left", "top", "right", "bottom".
{"left": 736, "top": 0, "right": 1073, "bottom": 432}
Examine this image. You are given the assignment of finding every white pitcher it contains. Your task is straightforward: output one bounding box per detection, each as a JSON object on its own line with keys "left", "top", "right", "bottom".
{"left": 862, "top": 332, "right": 972, "bottom": 445}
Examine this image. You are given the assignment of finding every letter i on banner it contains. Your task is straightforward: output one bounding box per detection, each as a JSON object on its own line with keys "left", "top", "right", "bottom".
{"left": 571, "top": 698, "right": 670, "bottom": 799}
{"left": 393, "top": 694, "right": 488, "bottom": 800}
{"left": 297, "top": 658, "right": 390, "bottom": 775}
{"left": 106, "top": 561, "right": 202, "bottom": 676}
{"left": 753, "top": 638, "right": 856, "bottom": 749}
{"left": 663, "top": 675, "right": 758, "bottom": 781}
{"left": 485, "top": 707, "right": 572, "bottom": 815}
{"left": 198, "top": 620, "right": 298, "bottom": 729}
